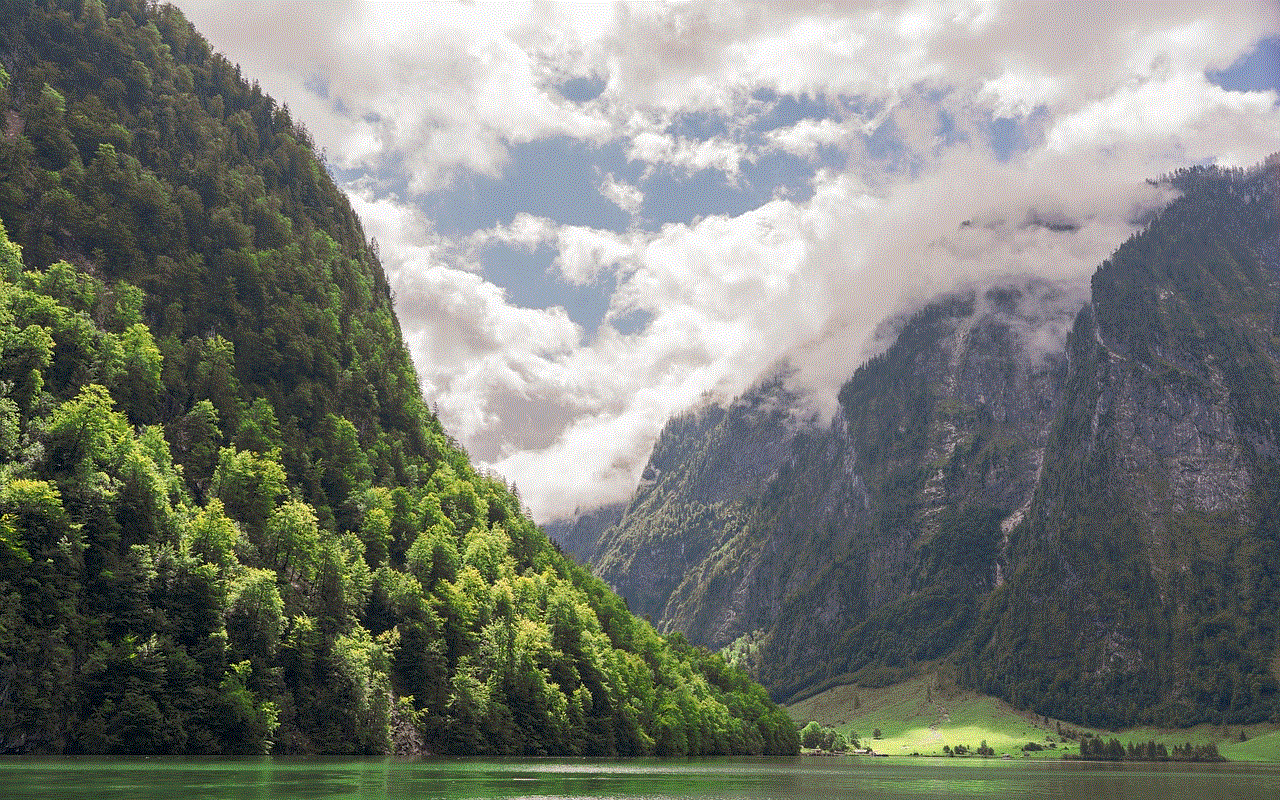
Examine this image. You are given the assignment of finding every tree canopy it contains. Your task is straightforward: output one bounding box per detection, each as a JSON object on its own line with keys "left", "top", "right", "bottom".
{"left": 0, "top": 0, "right": 798, "bottom": 756}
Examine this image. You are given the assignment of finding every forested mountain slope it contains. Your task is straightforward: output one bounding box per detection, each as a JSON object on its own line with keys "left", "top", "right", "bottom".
{"left": 0, "top": 0, "right": 797, "bottom": 756}
{"left": 562, "top": 160, "right": 1280, "bottom": 729}
{"left": 977, "top": 162, "right": 1280, "bottom": 727}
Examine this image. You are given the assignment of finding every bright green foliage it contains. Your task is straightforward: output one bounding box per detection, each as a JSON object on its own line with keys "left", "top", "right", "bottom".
{"left": 264, "top": 500, "right": 320, "bottom": 582}
{"left": 211, "top": 447, "right": 287, "bottom": 538}
{"left": 226, "top": 568, "right": 285, "bottom": 664}
{"left": 799, "top": 720, "right": 852, "bottom": 752}
{"left": 186, "top": 498, "right": 237, "bottom": 569}
{"left": 0, "top": 0, "right": 796, "bottom": 757}
{"left": 800, "top": 720, "right": 823, "bottom": 747}
{"left": 105, "top": 322, "right": 162, "bottom": 419}
{"left": 214, "top": 660, "right": 280, "bottom": 755}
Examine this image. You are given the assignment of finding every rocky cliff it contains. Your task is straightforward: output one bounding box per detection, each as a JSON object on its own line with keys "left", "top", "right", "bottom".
{"left": 978, "top": 162, "right": 1280, "bottom": 725}
{"left": 558, "top": 275, "right": 1083, "bottom": 699}
{"left": 556, "top": 160, "right": 1280, "bottom": 727}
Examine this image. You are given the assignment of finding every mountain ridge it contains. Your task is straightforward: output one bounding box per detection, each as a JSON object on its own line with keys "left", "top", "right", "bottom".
{"left": 557, "top": 159, "right": 1280, "bottom": 728}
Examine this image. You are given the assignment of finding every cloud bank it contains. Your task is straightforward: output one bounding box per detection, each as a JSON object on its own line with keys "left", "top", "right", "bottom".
{"left": 179, "top": 1, "right": 1280, "bottom": 522}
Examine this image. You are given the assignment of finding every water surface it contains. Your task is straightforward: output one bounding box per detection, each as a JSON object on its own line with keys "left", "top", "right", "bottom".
{"left": 4, "top": 755, "right": 1279, "bottom": 799}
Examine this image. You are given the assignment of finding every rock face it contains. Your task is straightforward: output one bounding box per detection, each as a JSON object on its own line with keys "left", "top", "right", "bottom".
{"left": 544, "top": 501, "right": 626, "bottom": 564}
{"left": 554, "top": 161, "right": 1280, "bottom": 727}
{"left": 983, "top": 163, "right": 1280, "bottom": 725}
{"left": 559, "top": 277, "right": 1080, "bottom": 697}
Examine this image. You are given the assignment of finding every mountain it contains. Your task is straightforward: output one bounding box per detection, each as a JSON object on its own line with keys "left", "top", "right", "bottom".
{"left": 0, "top": 0, "right": 797, "bottom": 757}
{"left": 557, "top": 277, "right": 1079, "bottom": 694}
{"left": 558, "top": 159, "right": 1280, "bottom": 729}
{"left": 979, "top": 163, "right": 1280, "bottom": 727}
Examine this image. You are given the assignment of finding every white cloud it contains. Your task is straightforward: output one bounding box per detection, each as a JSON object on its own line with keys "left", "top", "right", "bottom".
{"left": 181, "top": 1, "right": 617, "bottom": 193}
{"left": 377, "top": 149, "right": 1175, "bottom": 522}
{"left": 554, "top": 226, "right": 636, "bottom": 285}
{"left": 181, "top": 1, "right": 1279, "bottom": 187}
{"left": 1046, "top": 74, "right": 1278, "bottom": 160}
{"left": 768, "top": 118, "right": 852, "bottom": 159}
{"left": 599, "top": 172, "right": 644, "bottom": 216}
{"left": 474, "top": 213, "right": 558, "bottom": 253}
{"left": 176, "top": 0, "right": 1280, "bottom": 523}
{"left": 626, "top": 130, "right": 751, "bottom": 178}
{"left": 473, "top": 214, "right": 637, "bottom": 285}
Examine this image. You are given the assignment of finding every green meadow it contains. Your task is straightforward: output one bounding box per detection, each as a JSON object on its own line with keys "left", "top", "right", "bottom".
{"left": 786, "top": 673, "right": 1280, "bottom": 761}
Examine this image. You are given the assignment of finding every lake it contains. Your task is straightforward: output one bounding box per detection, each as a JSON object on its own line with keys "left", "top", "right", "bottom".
{"left": 4, "top": 756, "right": 1279, "bottom": 799}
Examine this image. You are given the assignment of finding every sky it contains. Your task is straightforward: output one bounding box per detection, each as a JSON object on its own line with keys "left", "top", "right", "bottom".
{"left": 176, "top": 1, "right": 1280, "bottom": 523}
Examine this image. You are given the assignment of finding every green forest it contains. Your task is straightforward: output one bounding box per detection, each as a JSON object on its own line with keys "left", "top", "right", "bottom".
{"left": 0, "top": 0, "right": 798, "bottom": 756}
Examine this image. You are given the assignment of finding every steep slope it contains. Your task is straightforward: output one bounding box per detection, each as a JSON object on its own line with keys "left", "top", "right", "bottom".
{"left": 975, "top": 162, "right": 1280, "bottom": 727}
{"left": 566, "top": 277, "right": 1078, "bottom": 699}
{"left": 0, "top": 0, "right": 797, "bottom": 757}
{"left": 567, "top": 376, "right": 806, "bottom": 632}
{"left": 546, "top": 500, "right": 626, "bottom": 566}
{"left": 566, "top": 159, "right": 1280, "bottom": 728}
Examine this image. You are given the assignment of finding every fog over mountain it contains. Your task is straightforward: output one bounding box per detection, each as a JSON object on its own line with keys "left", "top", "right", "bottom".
{"left": 178, "top": 1, "right": 1280, "bottom": 521}
{"left": 555, "top": 160, "right": 1280, "bottom": 726}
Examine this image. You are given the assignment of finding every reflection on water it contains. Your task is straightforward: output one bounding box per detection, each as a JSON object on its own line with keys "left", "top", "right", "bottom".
{"left": 3, "top": 756, "right": 1280, "bottom": 800}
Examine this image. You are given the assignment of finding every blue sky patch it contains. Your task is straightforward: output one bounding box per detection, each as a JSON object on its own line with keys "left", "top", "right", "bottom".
{"left": 478, "top": 242, "right": 614, "bottom": 334}
{"left": 1208, "top": 38, "right": 1280, "bottom": 94}
{"left": 423, "top": 138, "right": 634, "bottom": 236}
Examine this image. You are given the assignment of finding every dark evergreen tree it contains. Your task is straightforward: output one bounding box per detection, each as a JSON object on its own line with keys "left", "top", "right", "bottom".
{"left": 0, "top": 0, "right": 799, "bottom": 757}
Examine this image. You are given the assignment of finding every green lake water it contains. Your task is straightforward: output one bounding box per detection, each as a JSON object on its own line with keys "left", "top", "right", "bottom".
{"left": 3, "top": 756, "right": 1278, "bottom": 799}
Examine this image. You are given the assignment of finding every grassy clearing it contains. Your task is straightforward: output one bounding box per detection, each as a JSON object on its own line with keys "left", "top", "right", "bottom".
{"left": 785, "top": 673, "right": 1067, "bottom": 758}
{"left": 1221, "top": 729, "right": 1280, "bottom": 762}
{"left": 785, "top": 673, "right": 1280, "bottom": 761}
